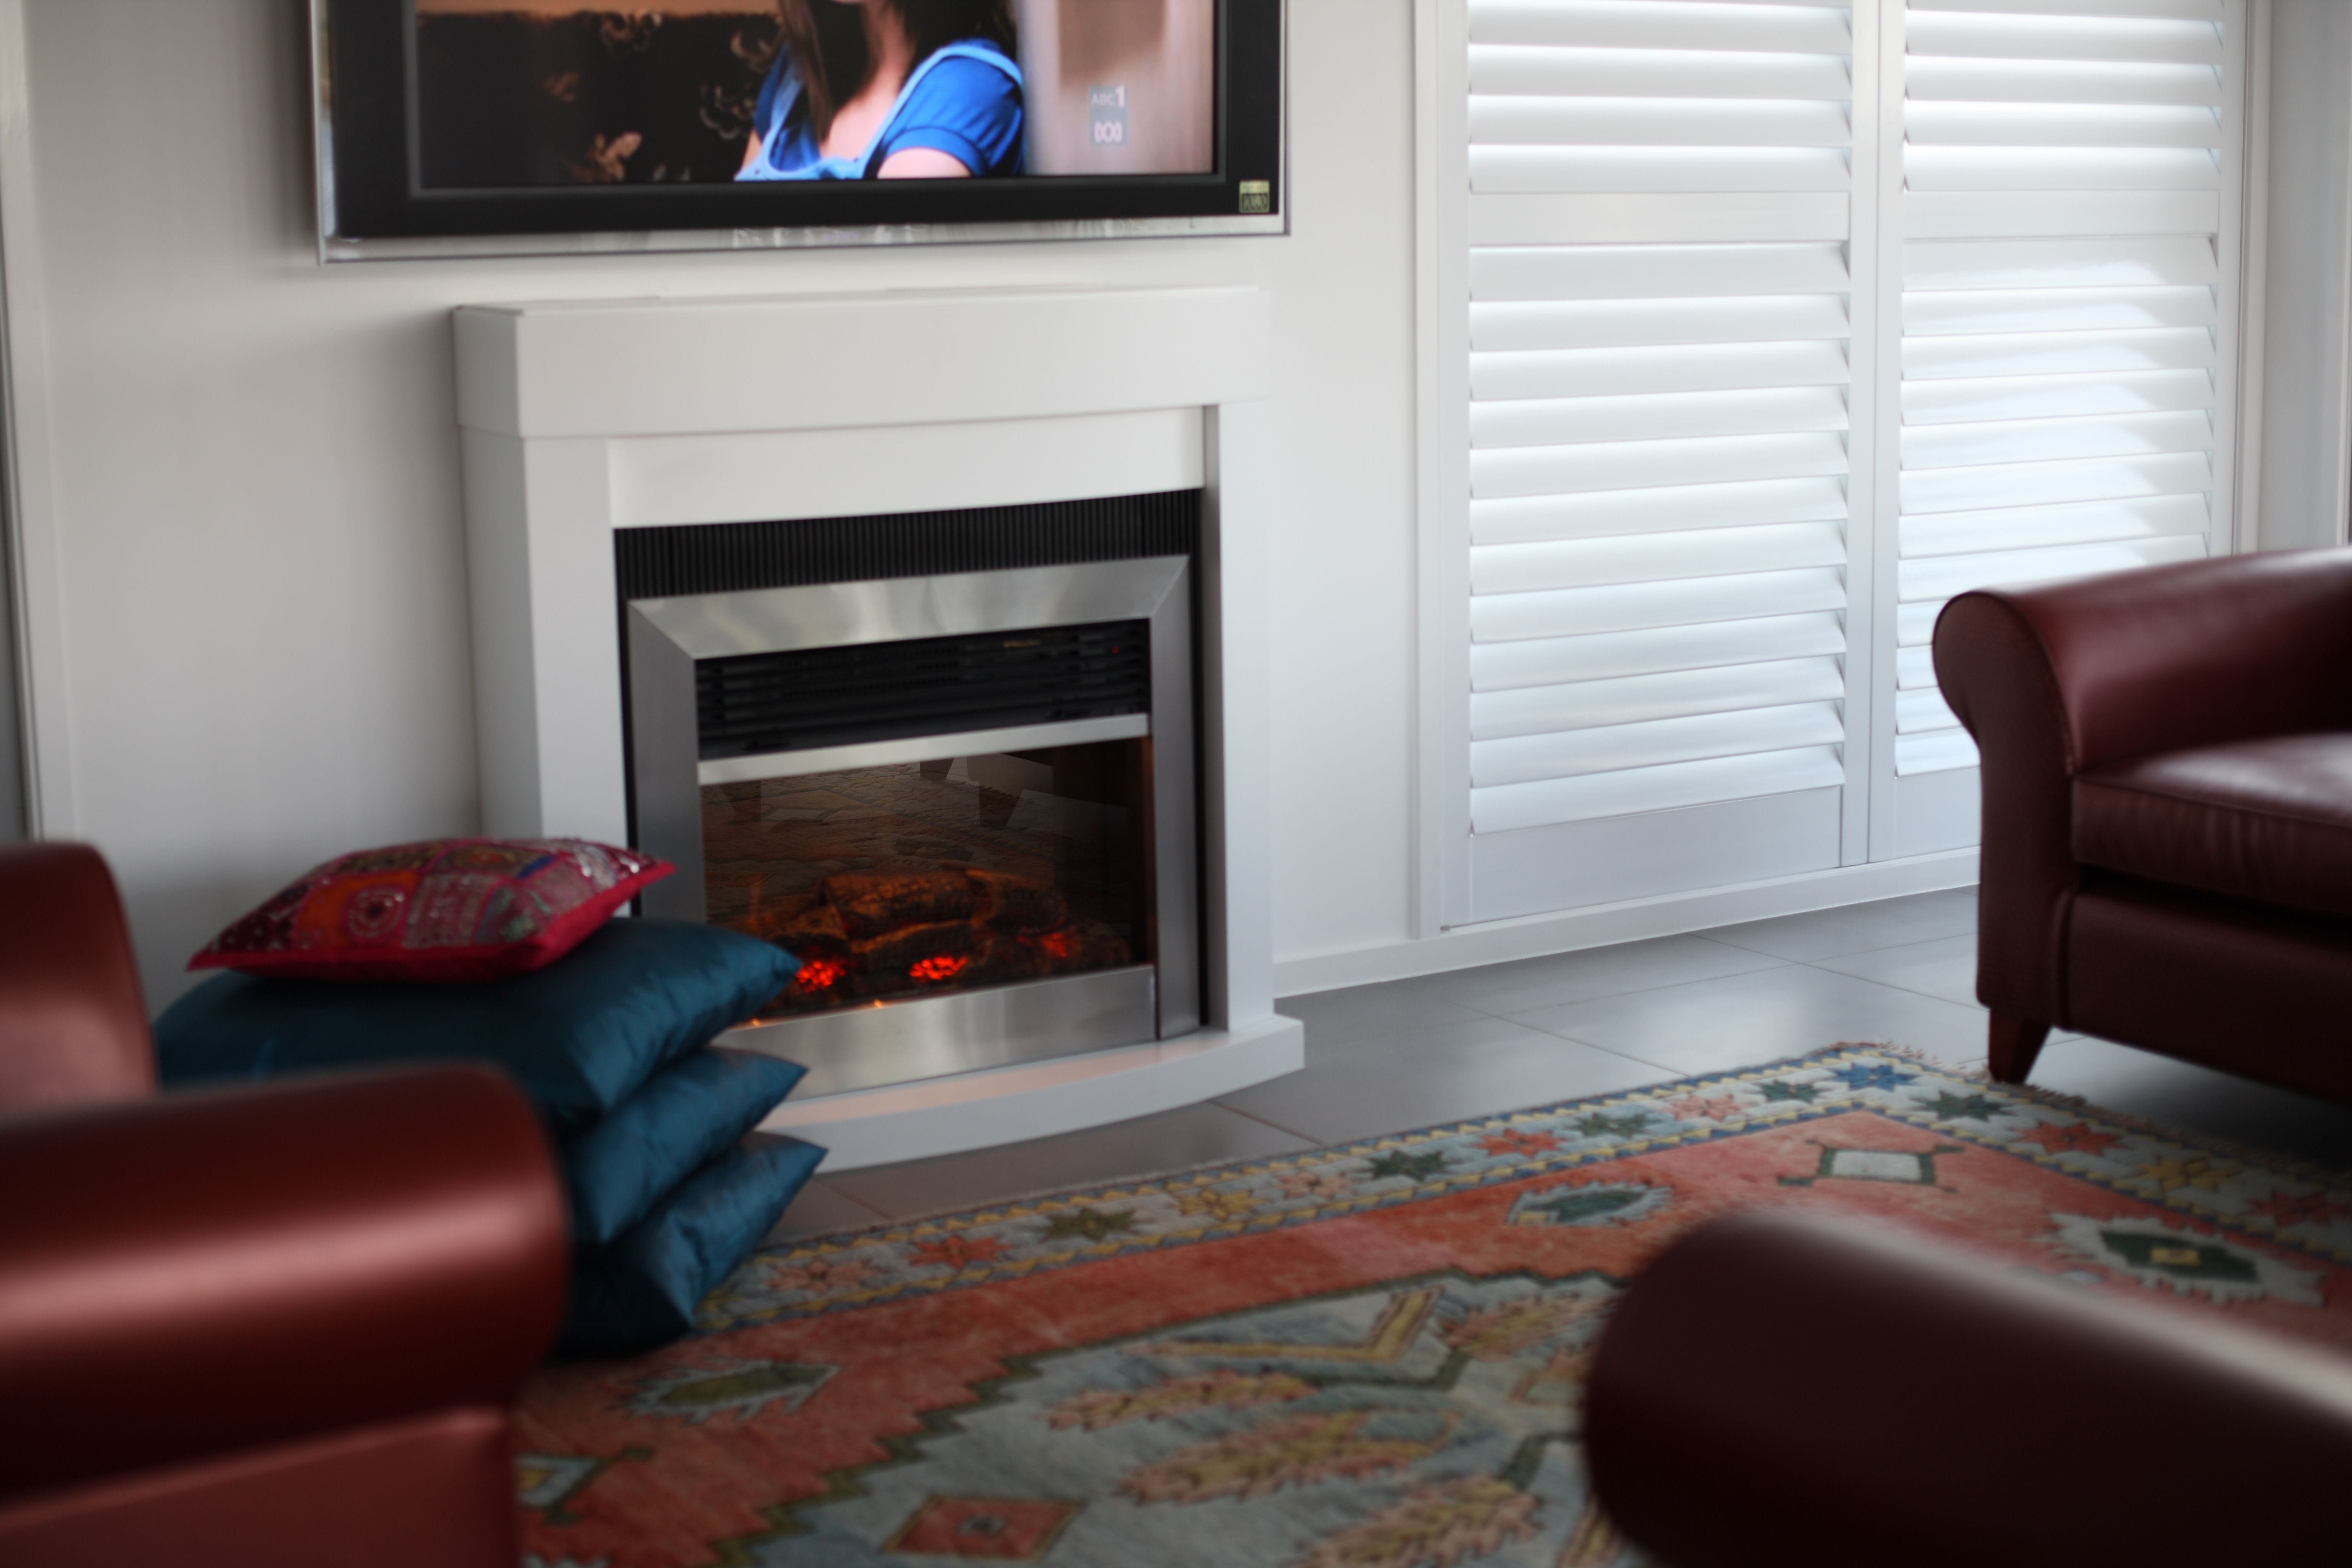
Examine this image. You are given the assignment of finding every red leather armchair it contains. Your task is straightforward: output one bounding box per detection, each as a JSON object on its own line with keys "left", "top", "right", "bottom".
{"left": 0, "top": 844, "right": 568, "bottom": 1568}
{"left": 1585, "top": 1211, "right": 2352, "bottom": 1568}
{"left": 1932, "top": 547, "right": 2352, "bottom": 1100}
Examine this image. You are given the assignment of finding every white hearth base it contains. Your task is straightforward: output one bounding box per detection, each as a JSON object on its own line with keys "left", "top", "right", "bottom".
{"left": 752, "top": 1014, "right": 1304, "bottom": 1171}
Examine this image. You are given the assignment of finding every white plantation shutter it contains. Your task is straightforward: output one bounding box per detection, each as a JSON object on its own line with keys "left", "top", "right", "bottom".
{"left": 1439, "top": 0, "right": 2246, "bottom": 923}
{"left": 1885, "top": 0, "right": 2241, "bottom": 803}
{"left": 1459, "top": 0, "right": 1873, "bottom": 920}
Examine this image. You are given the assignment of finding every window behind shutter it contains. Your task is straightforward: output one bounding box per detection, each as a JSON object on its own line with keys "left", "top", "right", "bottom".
{"left": 1879, "top": 0, "right": 2242, "bottom": 849}
{"left": 1462, "top": 0, "right": 1873, "bottom": 921}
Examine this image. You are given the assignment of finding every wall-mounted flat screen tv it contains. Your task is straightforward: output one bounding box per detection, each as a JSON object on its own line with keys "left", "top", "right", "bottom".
{"left": 314, "top": 0, "right": 1284, "bottom": 257}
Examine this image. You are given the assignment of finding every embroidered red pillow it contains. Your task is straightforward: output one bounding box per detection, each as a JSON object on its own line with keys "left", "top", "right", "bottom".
{"left": 191, "top": 839, "right": 674, "bottom": 983}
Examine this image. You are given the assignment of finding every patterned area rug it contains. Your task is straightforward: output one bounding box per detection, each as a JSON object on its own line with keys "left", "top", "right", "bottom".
{"left": 514, "top": 1044, "right": 2352, "bottom": 1568}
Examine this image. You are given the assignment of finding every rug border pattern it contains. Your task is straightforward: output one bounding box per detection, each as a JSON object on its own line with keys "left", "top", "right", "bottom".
{"left": 706, "top": 1043, "right": 2352, "bottom": 1333}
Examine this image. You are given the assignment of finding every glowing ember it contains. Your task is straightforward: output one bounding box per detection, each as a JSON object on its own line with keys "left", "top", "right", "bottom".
{"left": 1032, "top": 930, "right": 1075, "bottom": 962}
{"left": 910, "top": 954, "right": 971, "bottom": 984}
{"left": 794, "top": 957, "right": 847, "bottom": 993}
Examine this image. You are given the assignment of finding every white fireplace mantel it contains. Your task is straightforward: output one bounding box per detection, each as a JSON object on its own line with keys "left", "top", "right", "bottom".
{"left": 453, "top": 285, "right": 1302, "bottom": 1169}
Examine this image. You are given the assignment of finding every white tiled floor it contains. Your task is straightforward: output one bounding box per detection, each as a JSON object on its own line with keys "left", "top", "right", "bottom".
{"left": 769, "top": 888, "right": 2352, "bottom": 1238}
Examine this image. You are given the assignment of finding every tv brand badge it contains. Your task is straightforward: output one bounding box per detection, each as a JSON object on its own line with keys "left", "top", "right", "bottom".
{"left": 1089, "top": 85, "right": 1129, "bottom": 148}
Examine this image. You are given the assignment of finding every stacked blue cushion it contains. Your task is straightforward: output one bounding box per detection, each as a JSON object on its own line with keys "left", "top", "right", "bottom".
{"left": 563, "top": 1133, "right": 828, "bottom": 1357}
{"left": 155, "top": 917, "right": 822, "bottom": 1356}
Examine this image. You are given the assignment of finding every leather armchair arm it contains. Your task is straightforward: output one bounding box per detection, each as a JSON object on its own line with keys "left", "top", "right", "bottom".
{"left": 1939, "top": 549, "right": 2352, "bottom": 776}
{"left": 1586, "top": 1212, "right": 2352, "bottom": 1568}
{"left": 1932, "top": 548, "right": 2352, "bottom": 1024}
{"left": 0, "top": 843, "right": 154, "bottom": 1111}
{"left": 0, "top": 1065, "right": 567, "bottom": 1500}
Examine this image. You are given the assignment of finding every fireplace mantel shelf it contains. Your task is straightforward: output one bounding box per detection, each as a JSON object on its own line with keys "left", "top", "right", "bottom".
{"left": 454, "top": 284, "right": 1300, "bottom": 1169}
{"left": 456, "top": 284, "right": 1272, "bottom": 440}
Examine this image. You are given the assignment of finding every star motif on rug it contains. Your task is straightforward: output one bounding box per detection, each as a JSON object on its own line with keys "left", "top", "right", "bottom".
{"left": 1039, "top": 1207, "right": 1140, "bottom": 1242}
{"left": 760, "top": 1254, "right": 881, "bottom": 1296}
{"left": 912, "top": 1235, "right": 1015, "bottom": 1271}
{"left": 1175, "top": 1187, "right": 1264, "bottom": 1222}
{"left": 1573, "top": 1112, "right": 1653, "bottom": 1140}
{"left": 2133, "top": 1155, "right": 2236, "bottom": 1195}
{"left": 2014, "top": 1121, "right": 2122, "bottom": 1158}
{"left": 1831, "top": 1063, "right": 1919, "bottom": 1092}
{"left": 1479, "top": 1130, "right": 1564, "bottom": 1158}
{"left": 1756, "top": 1081, "right": 1821, "bottom": 1103}
{"left": 2249, "top": 1190, "right": 2352, "bottom": 1230}
{"left": 1366, "top": 1149, "right": 1451, "bottom": 1181}
{"left": 1666, "top": 1093, "right": 1743, "bottom": 1122}
{"left": 1919, "top": 1091, "right": 2009, "bottom": 1122}
{"left": 1277, "top": 1170, "right": 1358, "bottom": 1202}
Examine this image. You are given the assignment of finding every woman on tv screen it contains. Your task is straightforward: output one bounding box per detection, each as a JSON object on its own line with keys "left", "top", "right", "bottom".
{"left": 739, "top": 0, "right": 1023, "bottom": 181}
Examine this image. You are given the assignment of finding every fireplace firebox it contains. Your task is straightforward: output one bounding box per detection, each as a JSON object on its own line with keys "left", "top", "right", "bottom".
{"left": 625, "top": 554, "right": 1197, "bottom": 1097}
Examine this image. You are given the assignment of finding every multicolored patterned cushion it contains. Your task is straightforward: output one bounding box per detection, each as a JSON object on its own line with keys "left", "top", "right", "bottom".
{"left": 190, "top": 838, "right": 673, "bottom": 982}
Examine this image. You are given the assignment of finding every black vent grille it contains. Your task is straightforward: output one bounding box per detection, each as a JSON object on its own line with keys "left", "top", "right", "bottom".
{"left": 697, "top": 620, "right": 1151, "bottom": 760}
{"left": 618, "top": 491, "right": 1199, "bottom": 602}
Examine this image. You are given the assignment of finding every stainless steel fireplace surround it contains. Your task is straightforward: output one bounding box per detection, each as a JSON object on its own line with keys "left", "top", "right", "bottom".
{"left": 625, "top": 557, "right": 1197, "bottom": 1098}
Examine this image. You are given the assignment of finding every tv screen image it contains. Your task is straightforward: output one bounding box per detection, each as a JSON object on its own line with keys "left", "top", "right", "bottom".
{"left": 317, "top": 0, "right": 1282, "bottom": 251}
{"left": 414, "top": 0, "right": 1215, "bottom": 188}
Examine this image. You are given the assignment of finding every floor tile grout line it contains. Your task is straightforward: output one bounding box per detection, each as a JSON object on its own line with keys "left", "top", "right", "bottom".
{"left": 1299, "top": 1010, "right": 1690, "bottom": 1083}
{"left": 1447, "top": 964, "right": 1799, "bottom": 1023}
{"left": 1470, "top": 954, "right": 1983, "bottom": 1033}
{"left": 1502, "top": 1027, "right": 1692, "bottom": 1079}
{"left": 1209, "top": 1099, "right": 1328, "bottom": 1148}
{"left": 1689, "top": 926, "right": 1979, "bottom": 965}
{"left": 812, "top": 1184, "right": 922, "bottom": 1226}
{"left": 1334, "top": 947, "right": 1800, "bottom": 1015}
{"left": 788, "top": 1180, "right": 896, "bottom": 1230}
{"left": 1791, "top": 956, "right": 1986, "bottom": 1015}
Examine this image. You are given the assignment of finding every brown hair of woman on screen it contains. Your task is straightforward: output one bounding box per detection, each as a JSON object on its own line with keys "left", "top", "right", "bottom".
{"left": 768, "top": 0, "right": 1017, "bottom": 142}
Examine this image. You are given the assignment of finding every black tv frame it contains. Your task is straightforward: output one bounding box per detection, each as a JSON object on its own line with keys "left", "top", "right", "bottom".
{"left": 316, "top": 0, "right": 1285, "bottom": 253}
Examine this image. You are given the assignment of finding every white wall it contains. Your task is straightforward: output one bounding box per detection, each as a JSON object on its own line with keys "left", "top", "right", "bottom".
{"left": 6, "top": 0, "right": 1419, "bottom": 1007}
{"left": 2257, "top": 0, "right": 2352, "bottom": 552}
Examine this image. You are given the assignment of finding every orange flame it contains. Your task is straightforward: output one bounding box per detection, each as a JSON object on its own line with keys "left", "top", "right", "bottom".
{"left": 794, "top": 957, "right": 847, "bottom": 992}
{"left": 910, "top": 954, "right": 971, "bottom": 983}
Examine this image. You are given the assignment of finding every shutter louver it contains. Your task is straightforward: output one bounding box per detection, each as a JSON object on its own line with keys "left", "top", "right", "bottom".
{"left": 1465, "top": 0, "right": 1859, "bottom": 840}
{"left": 1892, "top": 2, "right": 2229, "bottom": 778}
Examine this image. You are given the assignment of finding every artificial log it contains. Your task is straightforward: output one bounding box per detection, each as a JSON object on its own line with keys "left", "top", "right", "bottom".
{"left": 968, "top": 868, "right": 1068, "bottom": 933}
{"left": 820, "top": 871, "right": 977, "bottom": 939}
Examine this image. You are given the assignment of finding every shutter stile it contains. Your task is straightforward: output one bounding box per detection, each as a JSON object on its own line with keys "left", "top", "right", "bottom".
{"left": 1465, "top": 0, "right": 1862, "bottom": 844}
{"left": 1893, "top": 1, "right": 2230, "bottom": 778}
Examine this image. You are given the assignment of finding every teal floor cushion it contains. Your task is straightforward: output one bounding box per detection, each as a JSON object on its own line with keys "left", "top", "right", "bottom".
{"left": 563, "top": 1047, "right": 807, "bottom": 1247}
{"left": 561, "top": 1133, "right": 828, "bottom": 1358}
{"left": 154, "top": 918, "right": 797, "bottom": 1132}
